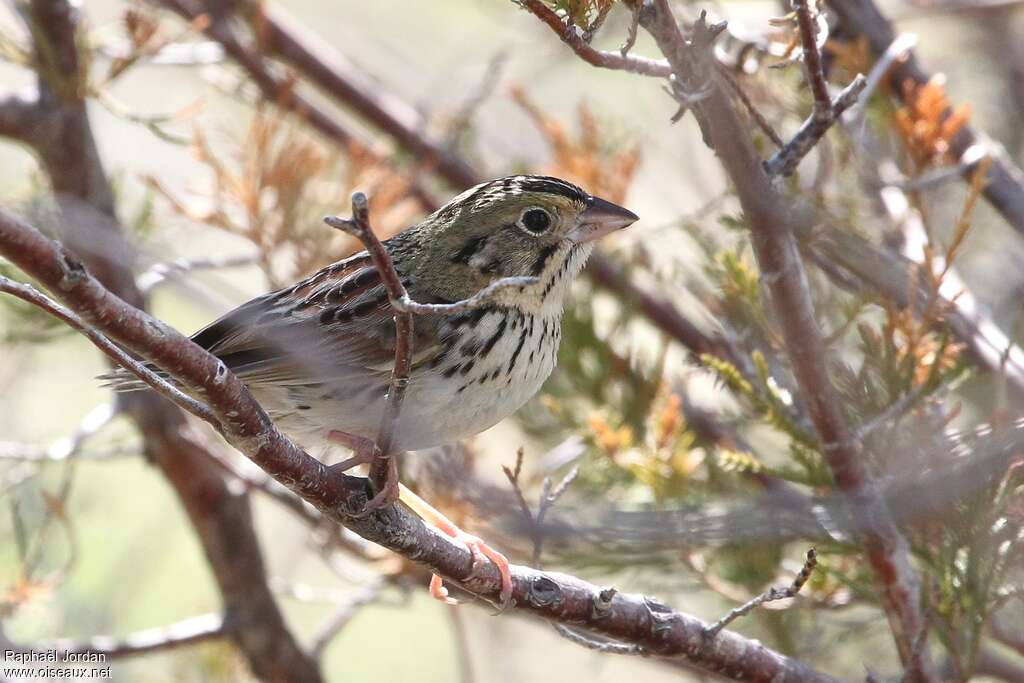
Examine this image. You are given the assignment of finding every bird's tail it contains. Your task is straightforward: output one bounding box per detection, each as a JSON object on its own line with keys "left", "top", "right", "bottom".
{"left": 97, "top": 364, "right": 176, "bottom": 393}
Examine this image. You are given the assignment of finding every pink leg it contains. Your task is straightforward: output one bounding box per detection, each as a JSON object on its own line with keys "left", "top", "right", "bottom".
{"left": 400, "top": 484, "right": 513, "bottom": 608}
{"left": 327, "top": 431, "right": 400, "bottom": 513}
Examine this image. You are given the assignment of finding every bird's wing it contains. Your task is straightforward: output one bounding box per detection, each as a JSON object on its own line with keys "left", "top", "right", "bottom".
{"left": 190, "top": 251, "right": 446, "bottom": 388}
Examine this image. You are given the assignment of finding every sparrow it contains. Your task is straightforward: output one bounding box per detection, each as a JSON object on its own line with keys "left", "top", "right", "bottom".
{"left": 111, "top": 174, "right": 638, "bottom": 605}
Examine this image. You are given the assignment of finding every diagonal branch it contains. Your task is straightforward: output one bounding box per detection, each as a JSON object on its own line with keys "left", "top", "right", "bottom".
{"left": 251, "top": 2, "right": 481, "bottom": 188}
{"left": 625, "top": 4, "right": 938, "bottom": 680}
{"left": 0, "top": 204, "right": 842, "bottom": 683}
{"left": 37, "top": 613, "right": 227, "bottom": 659}
{"left": 2, "top": 4, "right": 323, "bottom": 679}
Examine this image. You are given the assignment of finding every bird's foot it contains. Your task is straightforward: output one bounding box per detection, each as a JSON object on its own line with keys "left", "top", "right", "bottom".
{"left": 429, "top": 525, "right": 512, "bottom": 609}
{"left": 327, "top": 430, "right": 399, "bottom": 516}
{"left": 327, "top": 430, "right": 378, "bottom": 470}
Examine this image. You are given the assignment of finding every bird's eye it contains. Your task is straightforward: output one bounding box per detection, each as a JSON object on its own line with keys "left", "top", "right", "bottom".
{"left": 519, "top": 208, "right": 552, "bottom": 234}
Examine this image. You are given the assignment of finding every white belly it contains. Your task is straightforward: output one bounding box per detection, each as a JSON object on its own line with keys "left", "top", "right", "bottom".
{"left": 258, "top": 308, "right": 560, "bottom": 453}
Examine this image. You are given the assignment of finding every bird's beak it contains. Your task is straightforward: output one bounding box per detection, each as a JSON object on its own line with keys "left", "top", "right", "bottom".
{"left": 568, "top": 195, "right": 639, "bottom": 244}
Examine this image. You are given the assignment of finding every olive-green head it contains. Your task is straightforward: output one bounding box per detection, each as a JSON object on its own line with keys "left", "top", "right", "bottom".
{"left": 396, "top": 175, "right": 638, "bottom": 304}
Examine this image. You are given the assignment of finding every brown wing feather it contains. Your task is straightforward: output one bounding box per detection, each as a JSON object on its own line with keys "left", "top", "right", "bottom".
{"left": 196, "top": 251, "right": 445, "bottom": 388}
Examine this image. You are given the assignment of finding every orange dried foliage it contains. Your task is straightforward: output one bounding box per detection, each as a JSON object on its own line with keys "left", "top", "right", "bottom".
{"left": 894, "top": 76, "right": 971, "bottom": 166}
{"left": 1, "top": 573, "right": 55, "bottom": 616}
{"left": 654, "top": 393, "right": 683, "bottom": 451}
{"left": 150, "top": 108, "right": 421, "bottom": 286}
{"left": 510, "top": 85, "right": 640, "bottom": 205}
{"left": 587, "top": 413, "right": 634, "bottom": 454}
{"left": 884, "top": 305, "right": 964, "bottom": 388}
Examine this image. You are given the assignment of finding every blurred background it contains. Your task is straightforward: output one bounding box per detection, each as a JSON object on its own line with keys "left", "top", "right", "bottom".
{"left": 1, "top": 0, "right": 1022, "bottom": 681}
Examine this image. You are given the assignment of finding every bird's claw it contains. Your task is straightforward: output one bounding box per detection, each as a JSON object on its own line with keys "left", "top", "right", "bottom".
{"left": 430, "top": 529, "right": 512, "bottom": 610}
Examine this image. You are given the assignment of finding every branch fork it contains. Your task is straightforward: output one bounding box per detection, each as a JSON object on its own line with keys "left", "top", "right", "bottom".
{"left": 764, "top": 0, "right": 867, "bottom": 177}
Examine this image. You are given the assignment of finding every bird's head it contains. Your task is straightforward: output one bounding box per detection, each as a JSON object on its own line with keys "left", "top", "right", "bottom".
{"left": 397, "top": 175, "right": 638, "bottom": 307}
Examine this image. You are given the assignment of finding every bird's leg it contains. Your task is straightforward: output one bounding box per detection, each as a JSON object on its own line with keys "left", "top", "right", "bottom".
{"left": 398, "top": 483, "right": 513, "bottom": 609}
{"left": 327, "top": 430, "right": 400, "bottom": 513}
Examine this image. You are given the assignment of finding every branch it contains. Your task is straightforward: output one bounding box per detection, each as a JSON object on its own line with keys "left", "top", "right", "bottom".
{"left": 763, "top": 76, "right": 865, "bottom": 177}
{"left": 0, "top": 205, "right": 844, "bottom": 683}
{"left": 763, "top": 0, "right": 867, "bottom": 177}
{"left": 703, "top": 549, "right": 817, "bottom": 638}
{"left": 308, "top": 580, "right": 384, "bottom": 657}
{"left": 38, "top": 613, "right": 227, "bottom": 659}
{"left": 251, "top": 2, "right": 481, "bottom": 188}
{"left": 4, "top": 3, "right": 324, "bottom": 680}
{"left": 0, "top": 277, "right": 217, "bottom": 424}
{"left": 324, "top": 195, "right": 412, "bottom": 489}
{"left": 792, "top": 0, "right": 830, "bottom": 114}
{"left": 628, "top": 5, "right": 937, "bottom": 681}
{"left": 0, "top": 89, "right": 41, "bottom": 142}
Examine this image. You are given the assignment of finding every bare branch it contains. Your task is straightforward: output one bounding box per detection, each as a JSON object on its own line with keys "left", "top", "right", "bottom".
{"left": 792, "top": 0, "right": 830, "bottom": 116}
{"left": 38, "top": 613, "right": 227, "bottom": 659}
{"left": 309, "top": 580, "right": 384, "bottom": 657}
{"left": 620, "top": 1, "right": 642, "bottom": 58}
{"left": 137, "top": 254, "right": 260, "bottom": 293}
{"left": 631, "top": 5, "right": 937, "bottom": 680}
{"left": 763, "top": 75, "right": 866, "bottom": 177}
{"left": 323, "top": 195, "right": 411, "bottom": 491}
{"left": 761, "top": 0, "right": 868, "bottom": 177}
{"left": 703, "top": 548, "right": 817, "bottom": 638}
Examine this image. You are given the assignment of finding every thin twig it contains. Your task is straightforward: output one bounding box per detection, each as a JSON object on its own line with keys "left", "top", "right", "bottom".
{"left": 792, "top": 0, "right": 831, "bottom": 117}
{"left": 764, "top": 76, "right": 866, "bottom": 177}
{"left": 552, "top": 624, "right": 645, "bottom": 655}
{"left": 885, "top": 148, "right": 985, "bottom": 193}
{"left": 137, "top": 253, "right": 260, "bottom": 292}
{"left": 394, "top": 277, "right": 539, "bottom": 315}
{"left": 620, "top": 1, "right": 642, "bottom": 57}
{"left": 845, "top": 33, "right": 918, "bottom": 130}
{"left": 323, "top": 194, "right": 411, "bottom": 490}
{"left": 703, "top": 548, "right": 817, "bottom": 638}
{"left": 0, "top": 276, "right": 217, "bottom": 425}
{"left": 718, "top": 65, "right": 785, "bottom": 148}
{"left": 763, "top": 0, "right": 869, "bottom": 176}
{"left": 309, "top": 579, "right": 384, "bottom": 657}
{"left": 36, "top": 613, "right": 228, "bottom": 658}
{"left": 503, "top": 449, "right": 579, "bottom": 568}
{"left": 502, "top": 448, "right": 535, "bottom": 524}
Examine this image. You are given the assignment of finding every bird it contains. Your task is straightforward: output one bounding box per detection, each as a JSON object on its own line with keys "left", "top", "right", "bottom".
{"left": 109, "top": 174, "right": 638, "bottom": 605}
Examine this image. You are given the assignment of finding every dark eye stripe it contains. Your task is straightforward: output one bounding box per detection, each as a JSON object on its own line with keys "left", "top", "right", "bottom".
{"left": 531, "top": 243, "right": 560, "bottom": 276}
{"left": 451, "top": 235, "right": 488, "bottom": 264}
